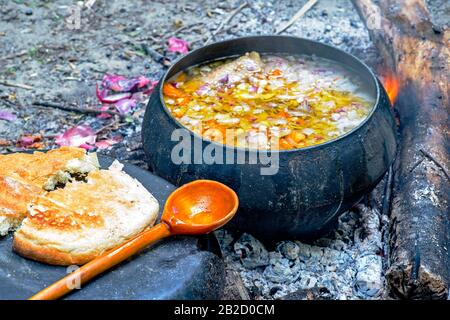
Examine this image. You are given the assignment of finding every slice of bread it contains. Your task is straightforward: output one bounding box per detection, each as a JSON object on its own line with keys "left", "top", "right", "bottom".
{"left": 12, "top": 161, "right": 159, "bottom": 265}
{"left": 0, "top": 147, "right": 99, "bottom": 236}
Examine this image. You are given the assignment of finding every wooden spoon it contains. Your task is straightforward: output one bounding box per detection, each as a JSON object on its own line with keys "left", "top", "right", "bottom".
{"left": 29, "top": 179, "right": 238, "bottom": 300}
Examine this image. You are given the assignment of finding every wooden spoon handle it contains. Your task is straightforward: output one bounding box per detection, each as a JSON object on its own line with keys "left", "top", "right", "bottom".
{"left": 29, "top": 223, "right": 172, "bottom": 300}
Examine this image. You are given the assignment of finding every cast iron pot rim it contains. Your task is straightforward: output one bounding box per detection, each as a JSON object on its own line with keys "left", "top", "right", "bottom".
{"left": 157, "top": 35, "right": 383, "bottom": 154}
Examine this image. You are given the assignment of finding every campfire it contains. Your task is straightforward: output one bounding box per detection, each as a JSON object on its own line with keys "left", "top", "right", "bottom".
{"left": 0, "top": 0, "right": 448, "bottom": 301}
{"left": 382, "top": 75, "right": 400, "bottom": 105}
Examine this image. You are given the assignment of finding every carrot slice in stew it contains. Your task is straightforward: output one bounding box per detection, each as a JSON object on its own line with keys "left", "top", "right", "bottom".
{"left": 163, "top": 83, "right": 184, "bottom": 98}
{"left": 279, "top": 138, "right": 293, "bottom": 150}
{"left": 269, "top": 69, "right": 282, "bottom": 77}
{"left": 288, "top": 131, "right": 306, "bottom": 143}
{"left": 177, "top": 96, "right": 190, "bottom": 106}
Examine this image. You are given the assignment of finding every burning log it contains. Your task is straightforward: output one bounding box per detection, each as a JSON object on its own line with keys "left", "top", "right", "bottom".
{"left": 353, "top": 0, "right": 449, "bottom": 299}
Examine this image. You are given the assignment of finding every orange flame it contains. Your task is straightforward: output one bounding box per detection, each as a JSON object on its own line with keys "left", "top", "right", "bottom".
{"left": 382, "top": 75, "right": 400, "bottom": 105}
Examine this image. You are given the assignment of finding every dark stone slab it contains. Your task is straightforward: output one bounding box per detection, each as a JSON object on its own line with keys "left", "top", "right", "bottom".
{"left": 0, "top": 155, "right": 225, "bottom": 300}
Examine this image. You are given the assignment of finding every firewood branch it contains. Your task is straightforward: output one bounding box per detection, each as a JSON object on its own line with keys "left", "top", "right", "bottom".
{"left": 353, "top": 0, "right": 450, "bottom": 299}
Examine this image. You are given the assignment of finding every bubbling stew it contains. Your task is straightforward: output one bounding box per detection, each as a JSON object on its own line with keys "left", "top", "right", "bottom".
{"left": 163, "top": 52, "right": 374, "bottom": 150}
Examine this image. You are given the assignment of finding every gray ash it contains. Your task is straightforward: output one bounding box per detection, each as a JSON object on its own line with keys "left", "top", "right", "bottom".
{"left": 216, "top": 203, "right": 387, "bottom": 300}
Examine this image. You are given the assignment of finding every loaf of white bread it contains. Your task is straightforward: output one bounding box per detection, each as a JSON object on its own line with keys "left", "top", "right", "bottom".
{"left": 0, "top": 147, "right": 159, "bottom": 265}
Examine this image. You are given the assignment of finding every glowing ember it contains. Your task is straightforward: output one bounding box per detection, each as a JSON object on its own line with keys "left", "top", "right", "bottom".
{"left": 383, "top": 75, "right": 400, "bottom": 105}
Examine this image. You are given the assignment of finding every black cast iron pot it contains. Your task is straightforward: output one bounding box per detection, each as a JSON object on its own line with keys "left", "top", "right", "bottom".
{"left": 142, "top": 36, "right": 397, "bottom": 241}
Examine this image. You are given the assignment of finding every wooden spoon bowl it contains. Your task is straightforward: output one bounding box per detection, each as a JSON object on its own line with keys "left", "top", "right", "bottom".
{"left": 163, "top": 180, "right": 238, "bottom": 235}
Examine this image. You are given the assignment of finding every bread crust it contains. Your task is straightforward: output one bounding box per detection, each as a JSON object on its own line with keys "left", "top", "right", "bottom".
{"left": 13, "top": 232, "right": 98, "bottom": 265}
